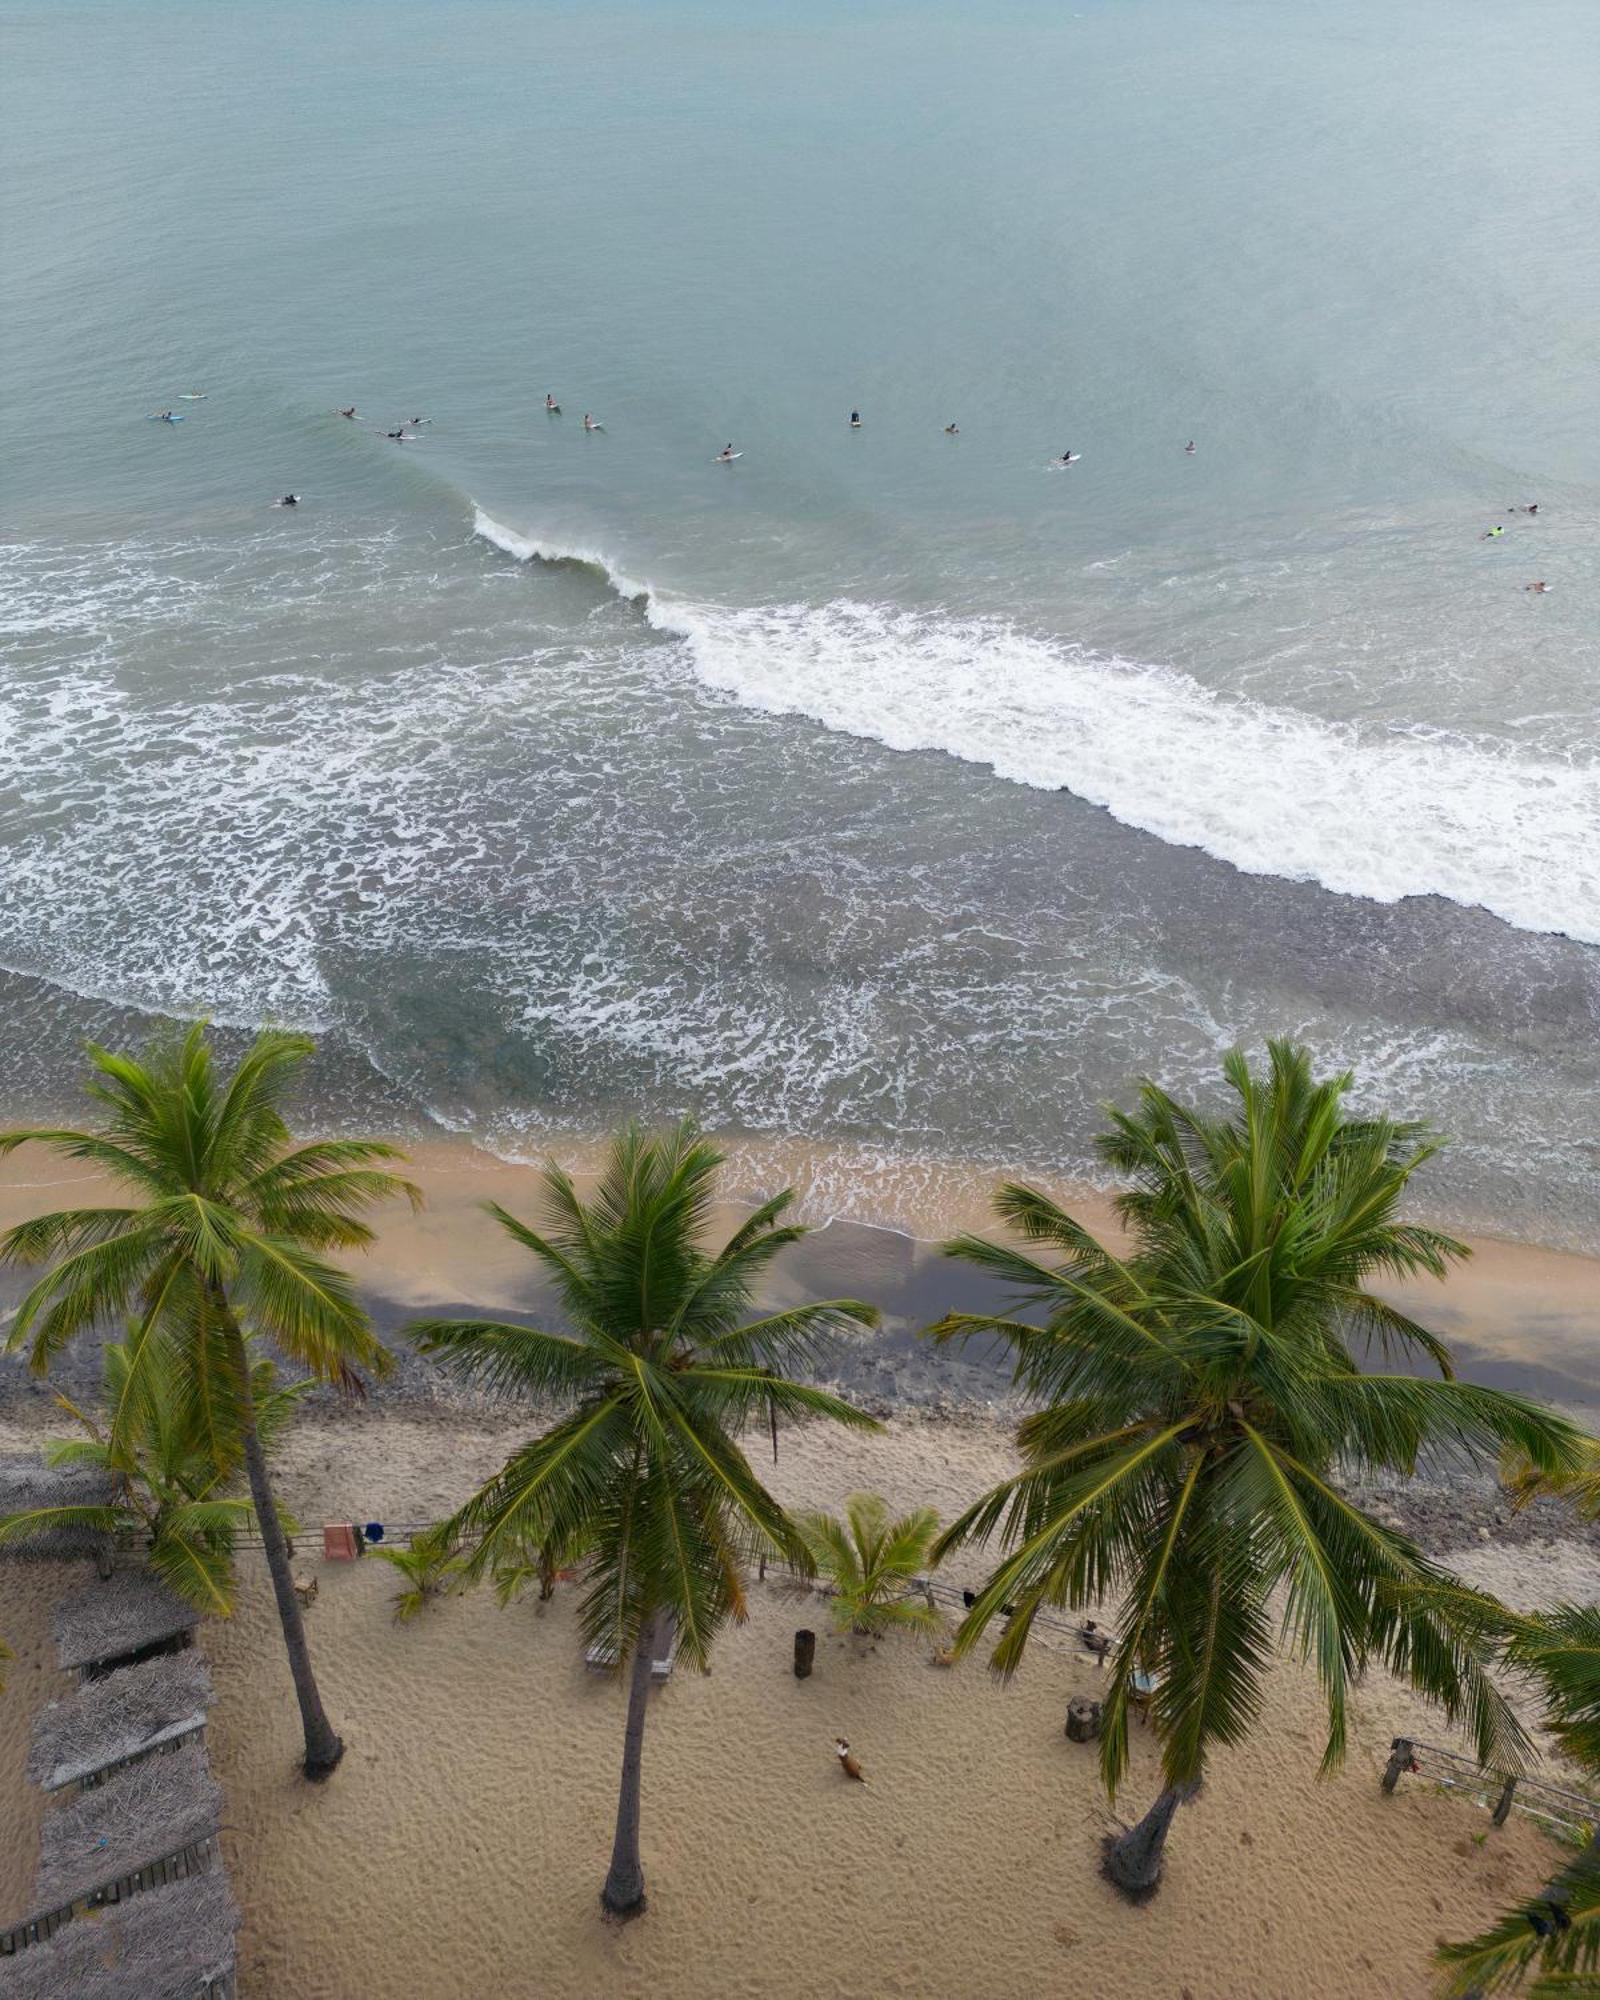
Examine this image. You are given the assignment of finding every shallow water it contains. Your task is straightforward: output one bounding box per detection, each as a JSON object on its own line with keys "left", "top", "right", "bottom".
{"left": 2, "top": 0, "right": 1597, "bottom": 1244}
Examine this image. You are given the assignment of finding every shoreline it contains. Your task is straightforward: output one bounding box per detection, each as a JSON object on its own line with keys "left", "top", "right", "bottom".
{"left": 4, "top": 1128, "right": 1599, "bottom": 1429}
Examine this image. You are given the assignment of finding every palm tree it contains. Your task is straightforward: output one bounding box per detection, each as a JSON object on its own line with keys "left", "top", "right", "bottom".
{"left": 0, "top": 1335, "right": 310, "bottom": 1614}
{"left": 408, "top": 1121, "right": 880, "bottom": 1918}
{"left": 0, "top": 1025, "right": 418, "bottom": 1777}
{"left": 797, "top": 1492, "right": 943, "bottom": 1639}
{"left": 931, "top": 1042, "right": 1586, "bottom": 1895}
{"left": 1436, "top": 1590, "right": 1600, "bottom": 1990}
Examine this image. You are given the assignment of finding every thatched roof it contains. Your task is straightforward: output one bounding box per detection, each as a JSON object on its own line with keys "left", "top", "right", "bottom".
{"left": 28, "top": 1652, "right": 213, "bottom": 1793}
{"left": 0, "top": 1455, "right": 117, "bottom": 1562}
{"left": 54, "top": 1571, "right": 200, "bottom": 1674}
{"left": 0, "top": 1868, "right": 239, "bottom": 2000}
{"left": 35, "top": 1739, "right": 222, "bottom": 1909}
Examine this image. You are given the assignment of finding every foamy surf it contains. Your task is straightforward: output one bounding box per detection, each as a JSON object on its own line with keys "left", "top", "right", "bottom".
{"left": 473, "top": 512, "right": 1600, "bottom": 946}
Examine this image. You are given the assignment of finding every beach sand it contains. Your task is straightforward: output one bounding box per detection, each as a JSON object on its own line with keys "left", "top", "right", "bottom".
{"left": 2, "top": 1132, "right": 1597, "bottom": 1998}
{"left": 0, "top": 1409, "right": 1584, "bottom": 2000}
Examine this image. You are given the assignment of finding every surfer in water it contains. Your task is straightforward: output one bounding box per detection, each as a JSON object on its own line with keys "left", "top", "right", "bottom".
{"left": 716, "top": 443, "right": 738, "bottom": 462}
{"left": 944, "top": 422, "right": 960, "bottom": 434}
{"left": 276, "top": 494, "right": 299, "bottom": 507}
{"left": 155, "top": 410, "right": 179, "bottom": 423}
{"left": 545, "top": 393, "right": 560, "bottom": 412}
{"left": 1508, "top": 503, "right": 1539, "bottom": 515}
{"left": 1058, "top": 450, "right": 1079, "bottom": 465}
{"left": 1525, "top": 580, "right": 1552, "bottom": 593}
{"left": 583, "top": 413, "right": 602, "bottom": 431}
{"left": 1185, "top": 440, "right": 1197, "bottom": 454}
{"left": 338, "top": 406, "right": 358, "bottom": 419}
{"left": 386, "top": 427, "right": 409, "bottom": 440}
{"left": 850, "top": 410, "right": 862, "bottom": 427}
{"left": 1482, "top": 525, "right": 1505, "bottom": 539}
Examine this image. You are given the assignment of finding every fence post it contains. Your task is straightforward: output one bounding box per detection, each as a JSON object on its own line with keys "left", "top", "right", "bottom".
{"left": 1491, "top": 1775, "right": 1518, "bottom": 1826}
{"left": 1382, "top": 1737, "right": 1415, "bottom": 1794}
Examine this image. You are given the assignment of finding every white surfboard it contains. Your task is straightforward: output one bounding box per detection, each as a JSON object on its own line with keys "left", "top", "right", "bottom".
{"left": 715, "top": 451, "right": 742, "bottom": 461}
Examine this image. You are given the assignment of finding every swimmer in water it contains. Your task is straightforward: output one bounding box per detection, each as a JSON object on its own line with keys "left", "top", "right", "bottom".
{"left": 944, "top": 422, "right": 959, "bottom": 434}
{"left": 1525, "top": 580, "right": 1552, "bottom": 593}
{"left": 850, "top": 410, "right": 862, "bottom": 427}
{"left": 1507, "top": 503, "right": 1539, "bottom": 515}
{"left": 545, "top": 393, "right": 560, "bottom": 412}
{"left": 1185, "top": 440, "right": 1196, "bottom": 454}
{"left": 338, "top": 406, "right": 357, "bottom": 419}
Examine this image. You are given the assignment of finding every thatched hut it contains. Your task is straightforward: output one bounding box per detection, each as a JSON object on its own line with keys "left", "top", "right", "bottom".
{"left": 35, "top": 1739, "right": 222, "bottom": 1913}
{"left": 53, "top": 1571, "right": 200, "bottom": 1678}
{"left": 0, "top": 1455, "right": 117, "bottom": 1563}
{"left": 28, "top": 1651, "right": 213, "bottom": 1794}
{"left": 0, "top": 1868, "right": 239, "bottom": 2000}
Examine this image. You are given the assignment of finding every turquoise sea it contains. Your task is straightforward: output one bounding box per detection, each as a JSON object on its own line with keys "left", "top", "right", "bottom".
{"left": 2, "top": 0, "right": 1597, "bottom": 1243}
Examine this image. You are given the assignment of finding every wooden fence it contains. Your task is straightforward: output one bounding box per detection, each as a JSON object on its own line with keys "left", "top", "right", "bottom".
{"left": 1382, "top": 1736, "right": 1600, "bottom": 1842}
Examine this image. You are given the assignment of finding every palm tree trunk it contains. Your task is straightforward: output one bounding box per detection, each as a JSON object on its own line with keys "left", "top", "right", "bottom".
{"left": 222, "top": 1309, "right": 344, "bottom": 1779}
{"left": 600, "top": 1608, "right": 659, "bottom": 1918}
{"left": 1103, "top": 1782, "right": 1193, "bottom": 1897}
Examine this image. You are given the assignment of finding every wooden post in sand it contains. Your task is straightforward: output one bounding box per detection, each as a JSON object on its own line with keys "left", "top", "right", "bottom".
{"left": 1382, "top": 1738, "right": 1415, "bottom": 1794}
{"left": 1492, "top": 1775, "right": 1519, "bottom": 1826}
{"left": 794, "top": 1630, "right": 816, "bottom": 1679}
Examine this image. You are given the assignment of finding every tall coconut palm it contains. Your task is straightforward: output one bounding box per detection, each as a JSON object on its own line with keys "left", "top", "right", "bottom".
{"left": 0, "top": 1026, "right": 418, "bottom": 1777}
{"left": 797, "top": 1492, "right": 943, "bottom": 1639}
{"left": 408, "top": 1121, "right": 880, "bottom": 1918}
{"left": 931, "top": 1042, "right": 1586, "bottom": 1895}
{"left": 0, "top": 1335, "right": 311, "bottom": 1614}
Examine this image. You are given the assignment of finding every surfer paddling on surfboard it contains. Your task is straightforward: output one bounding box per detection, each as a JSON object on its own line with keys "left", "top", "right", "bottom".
{"left": 583, "top": 413, "right": 604, "bottom": 431}
{"left": 1056, "top": 450, "right": 1081, "bottom": 465}
{"left": 545, "top": 393, "right": 561, "bottom": 413}
{"left": 715, "top": 443, "right": 740, "bottom": 461}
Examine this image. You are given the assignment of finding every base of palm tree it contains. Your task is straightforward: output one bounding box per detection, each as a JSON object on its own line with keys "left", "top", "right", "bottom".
{"left": 302, "top": 1734, "right": 346, "bottom": 1782}
{"left": 599, "top": 1885, "right": 648, "bottom": 1922}
{"left": 1099, "top": 1831, "right": 1165, "bottom": 1903}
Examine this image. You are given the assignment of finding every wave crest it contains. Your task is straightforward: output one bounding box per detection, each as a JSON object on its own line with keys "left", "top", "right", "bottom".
{"left": 472, "top": 510, "right": 1600, "bottom": 944}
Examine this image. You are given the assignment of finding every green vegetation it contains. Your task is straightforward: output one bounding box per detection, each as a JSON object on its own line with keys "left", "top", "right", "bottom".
{"left": 405, "top": 1121, "right": 880, "bottom": 1916}
{"left": 0, "top": 1336, "right": 309, "bottom": 1614}
{"left": 0, "top": 1025, "right": 418, "bottom": 1777}
{"left": 797, "top": 1491, "right": 943, "bottom": 1639}
{"left": 930, "top": 1041, "right": 1586, "bottom": 1894}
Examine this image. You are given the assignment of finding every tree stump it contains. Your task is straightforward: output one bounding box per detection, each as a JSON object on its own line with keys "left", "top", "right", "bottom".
{"left": 794, "top": 1629, "right": 816, "bottom": 1679}
{"left": 1066, "top": 1696, "right": 1102, "bottom": 1743}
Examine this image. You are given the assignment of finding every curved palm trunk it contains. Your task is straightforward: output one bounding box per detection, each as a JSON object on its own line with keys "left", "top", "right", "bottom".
{"left": 1103, "top": 1782, "right": 1195, "bottom": 1897}
{"left": 601, "top": 1609, "right": 660, "bottom": 1918}
{"left": 221, "top": 1310, "right": 344, "bottom": 1779}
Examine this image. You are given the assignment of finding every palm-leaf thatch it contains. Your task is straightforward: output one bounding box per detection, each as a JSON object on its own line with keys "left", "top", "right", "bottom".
{"left": 0, "top": 1455, "right": 117, "bottom": 1562}
{"left": 35, "top": 1740, "right": 221, "bottom": 1910}
{"left": 0, "top": 1867, "right": 239, "bottom": 2000}
{"left": 28, "top": 1652, "right": 213, "bottom": 1793}
{"left": 53, "top": 1572, "right": 200, "bottom": 1675}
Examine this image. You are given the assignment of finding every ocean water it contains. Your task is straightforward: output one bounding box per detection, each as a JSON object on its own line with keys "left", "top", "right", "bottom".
{"left": 2, "top": 0, "right": 1598, "bottom": 1245}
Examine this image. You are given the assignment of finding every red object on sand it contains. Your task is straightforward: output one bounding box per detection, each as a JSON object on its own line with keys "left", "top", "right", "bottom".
{"left": 323, "top": 1523, "right": 361, "bottom": 1561}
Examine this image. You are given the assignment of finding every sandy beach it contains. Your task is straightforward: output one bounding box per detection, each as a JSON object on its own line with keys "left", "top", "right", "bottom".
{"left": 1, "top": 1406, "right": 1591, "bottom": 2000}
{"left": 3, "top": 1132, "right": 1598, "bottom": 1998}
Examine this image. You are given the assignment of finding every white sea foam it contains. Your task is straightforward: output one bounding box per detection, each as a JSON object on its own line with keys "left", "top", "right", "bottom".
{"left": 473, "top": 514, "right": 1600, "bottom": 945}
